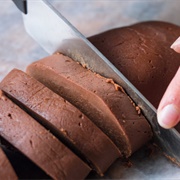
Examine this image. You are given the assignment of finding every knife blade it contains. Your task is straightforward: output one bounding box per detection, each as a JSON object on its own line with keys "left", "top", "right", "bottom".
{"left": 12, "top": 0, "right": 27, "bottom": 14}
{"left": 14, "top": 0, "right": 180, "bottom": 164}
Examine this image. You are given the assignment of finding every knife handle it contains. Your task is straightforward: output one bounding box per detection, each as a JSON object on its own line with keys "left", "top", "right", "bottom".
{"left": 12, "top": 0, "right": 27, "bottom": 14}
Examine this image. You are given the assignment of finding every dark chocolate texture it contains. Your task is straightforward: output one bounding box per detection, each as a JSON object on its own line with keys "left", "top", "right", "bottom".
{"left": 0, "top": 91, "right": 90, "bottom": 180}
{"left": 89, "top": 21, "right": 180, "bottom": 108}
{"left": 89, "top": 21, "right": 180, "bottom": 132}
{"left": 26, "top": 54, "right": 152, "bottom": 157}
{"left": 1, "top": 144, "right": 51, "bottom": 179}
{"left": 0, "top": 147, "right": 18, "bottom": 180}
{"left": 0, "top": 69, "right": 121, "bottom": 175}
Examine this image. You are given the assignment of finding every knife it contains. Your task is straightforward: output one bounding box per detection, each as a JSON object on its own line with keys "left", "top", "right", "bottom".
{"left": 12, "top": 0, "right": 180, "bottom": 164}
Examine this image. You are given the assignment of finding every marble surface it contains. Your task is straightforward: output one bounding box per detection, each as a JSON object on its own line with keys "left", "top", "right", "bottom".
{"left": 0, "top": 0, "right": 180, "bottom": 179}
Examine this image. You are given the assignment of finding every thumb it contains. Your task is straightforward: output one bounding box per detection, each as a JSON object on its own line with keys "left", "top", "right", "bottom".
{"left": 157, "top": 67, "right": 180, "bottom": 129}
{"left": 171, "top": 37, "right": 180, "bottom": 53}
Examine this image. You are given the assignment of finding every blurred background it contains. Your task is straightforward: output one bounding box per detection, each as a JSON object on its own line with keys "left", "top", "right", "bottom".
{"left": 0, "top": 0, "right": 180, "bottom": 179}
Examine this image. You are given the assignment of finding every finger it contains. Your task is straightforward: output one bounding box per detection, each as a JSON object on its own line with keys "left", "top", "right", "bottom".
{"left": 157, "top": 67, "right": 180, "bottom": 129}
{"left": 171, "top": 37, "right": 180, "bottom": 53}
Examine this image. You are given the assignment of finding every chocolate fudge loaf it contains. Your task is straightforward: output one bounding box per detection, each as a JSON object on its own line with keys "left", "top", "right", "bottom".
{"left": 0, "top": 91, "right": 90, "bottom": 180}
{"left": 26, "top": 54, "right": 152, "bottom": 157}
{"left": 89, "top": 21, "right": 180, "bottom": 108}
{"left": 0, "top": 69, "right": 121, "bottom": 175}
{"left": 0, "top": 147, "right": 17, "bottom": 180}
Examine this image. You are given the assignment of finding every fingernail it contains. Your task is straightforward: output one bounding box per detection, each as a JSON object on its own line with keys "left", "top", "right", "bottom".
{"left": 171, "top": 37, "right": 180, "bottom": 52}
{"left": 157, "top": 104, "right": 180, "bottom": 129}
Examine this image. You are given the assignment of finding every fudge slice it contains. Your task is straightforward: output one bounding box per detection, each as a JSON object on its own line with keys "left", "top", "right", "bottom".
{"left": 0, "top": 69, "right": 120, "bottom": 175}
{"left": 26, "top": 54, "right": 152, "bottom": 157}
{"left": 0, "top": 91, "right": 90, "bottom": 180}
{"left": 0, "top": 147, "right": 18, "bottom": 180}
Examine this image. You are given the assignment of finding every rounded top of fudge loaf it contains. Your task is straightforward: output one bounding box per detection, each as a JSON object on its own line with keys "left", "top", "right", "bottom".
{"left": 89, "top": 21, "right": 180, "bottom": 108}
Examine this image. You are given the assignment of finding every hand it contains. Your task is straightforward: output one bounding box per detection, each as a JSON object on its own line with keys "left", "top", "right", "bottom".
{"left": 157, "top": 37, "right": 180, "bottom": 129}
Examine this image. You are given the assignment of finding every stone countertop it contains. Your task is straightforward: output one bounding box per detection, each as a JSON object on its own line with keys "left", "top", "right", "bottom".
{"left": 0, "top": 0, "right": 180, "bottom": 179}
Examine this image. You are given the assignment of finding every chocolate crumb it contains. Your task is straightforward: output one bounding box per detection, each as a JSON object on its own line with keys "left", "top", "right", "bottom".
{"left": 106, "top": 78, "right": 114, "bottom": 83}
{"left": 135, "top": 106, "right": 141, "bottom": 115}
